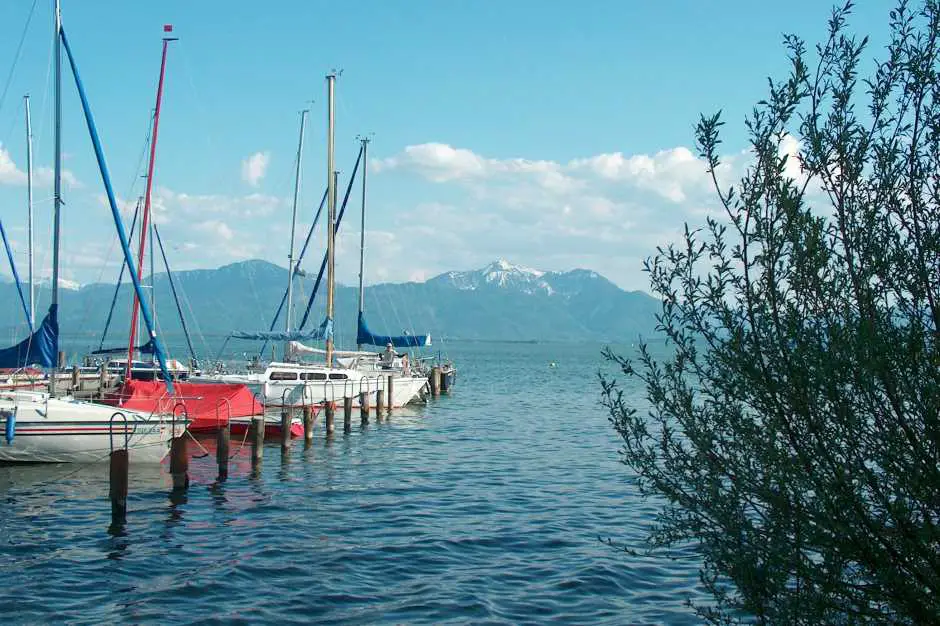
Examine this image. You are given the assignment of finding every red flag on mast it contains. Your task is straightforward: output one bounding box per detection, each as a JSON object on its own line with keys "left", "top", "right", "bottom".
{"left": 163, "top": 24, "right": 173, "bottom": 32}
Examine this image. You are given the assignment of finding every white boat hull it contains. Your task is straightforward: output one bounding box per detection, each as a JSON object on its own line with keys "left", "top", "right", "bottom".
{"left": 0, "top": 391, "right": 171, "bottom": 464}
{"left": 191, "top": 363, "right": 428, "bottom": 408}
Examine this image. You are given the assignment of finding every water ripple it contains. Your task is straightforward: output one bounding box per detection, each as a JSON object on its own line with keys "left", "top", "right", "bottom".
{"left": 0, "top": 342, "right": 705, "bottom": 624}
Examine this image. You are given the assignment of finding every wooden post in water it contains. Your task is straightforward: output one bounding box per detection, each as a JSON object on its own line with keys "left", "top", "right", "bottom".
{"left": 325, "top": 402, "right": 335, "bottom": 435}
{"left": 109, "top": 448, "right": 129, "bottom": 525}
{"left": 98, "top": 363, "right": 108, "bottom": 398}
{"left": 251, "top": 415, "right": 264, "bottom": 465}
{"left": 280, "top": 409, "right": 292, "bottom": 451}
{"left": 343, "top": 398, "right": 351, "bottom": 432}
{"left": 387, "top": 375, "right": 394, "bottom": 413}
{"left": 440, "top": 368, "right": 450, "bottom": 394}
{"left": 359, "top": 390, "right": 370, "bottom": 421}
{"left": 216, "top": 420, "right": 230, "bottom": 480}
{"left": 344, "top": 396, "right": 354, "bottom": 426}
{"left": 169, "top": 435, "right": 189, "bottom": 490}
{"left": 303, "top": 406, "right": 314, "bottom": 445}
{"left": 376, "top": 389, "right": 385, "bottom": 418}
{"left": 430, "top": 367, "right": 441, "bottom": 397}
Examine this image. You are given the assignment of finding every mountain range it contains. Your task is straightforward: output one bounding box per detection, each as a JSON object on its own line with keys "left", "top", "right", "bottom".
{"left": 0, "top": 259, "right": 661, "bottom": 353}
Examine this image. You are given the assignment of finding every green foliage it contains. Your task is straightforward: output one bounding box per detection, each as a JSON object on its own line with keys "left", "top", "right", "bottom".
{"left": 601, "top": 2, "right": 940, "bottom": 622}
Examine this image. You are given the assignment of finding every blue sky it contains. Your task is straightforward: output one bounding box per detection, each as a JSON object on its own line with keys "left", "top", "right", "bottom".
{"left": 0, "top": 0, "right": 892, "bottom": 294}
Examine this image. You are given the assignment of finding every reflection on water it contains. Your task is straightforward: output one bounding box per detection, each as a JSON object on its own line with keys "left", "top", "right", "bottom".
{"left": 0, "top": 342, "right": 705, "bottom": 624}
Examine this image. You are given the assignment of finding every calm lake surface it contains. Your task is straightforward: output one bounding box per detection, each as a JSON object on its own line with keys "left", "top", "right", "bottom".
{"left": 0, "top": 341, "right": 706, "bottom": 624}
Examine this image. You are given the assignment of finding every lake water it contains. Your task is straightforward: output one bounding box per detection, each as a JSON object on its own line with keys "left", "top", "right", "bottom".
{"left": 0, "top": 341, "right": 706, "bottom": 624}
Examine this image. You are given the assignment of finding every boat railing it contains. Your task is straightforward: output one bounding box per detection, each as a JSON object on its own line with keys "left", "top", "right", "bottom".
{"left": 251, "top": 391, "right": 266, "bottom": 418}
{"left": 109, "top": 412, "right": 130, "bottom": 451}
{"left": 172, "top": 402, "right": 188, "bottom": 438}
{"left": 215, "top": 397, "right": 232, "bottom": 430}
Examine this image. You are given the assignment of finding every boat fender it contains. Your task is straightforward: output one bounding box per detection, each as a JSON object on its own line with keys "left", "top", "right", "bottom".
{"left": 2, "top": 409, "right": 15, "bottom": 445}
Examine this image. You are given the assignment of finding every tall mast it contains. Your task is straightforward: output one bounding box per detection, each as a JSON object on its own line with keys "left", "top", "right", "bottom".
{"left": 325, "top": 72, "right": 336, "bottom": 366}
{"left": 50, "top": 0, "right": 61, "bottom": 395}
{"left": 126, "top": 28, "right": 176, "bottom": 380}
{"left": 24, "top": 94, "right": 34, "bottom": 328}
{"left": 356, "top": 136, "right": 369, "bottom": 351}
{"left": 285, "top": 108, "right": 308, "bottom": 357}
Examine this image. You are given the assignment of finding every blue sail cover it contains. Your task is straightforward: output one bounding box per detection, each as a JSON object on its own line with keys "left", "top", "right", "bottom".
{"left": 0, "top": 305, "right": 58, "bottom": 368}
{"left": 356, "top": 312, "right": 430, "bottom": 348}
{"left": 232, "top": 317, "right": 333, "bottom": 342}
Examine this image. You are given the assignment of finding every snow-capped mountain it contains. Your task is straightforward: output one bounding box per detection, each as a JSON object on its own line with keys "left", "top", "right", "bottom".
{"left": 0, "top": 259, "right": 661, "bottom": 342}
{"left": 433, "top": 258, "right": 554, "bottom": 294}
{"left": 429, "top": 259, "right": 620, "bottom": 299}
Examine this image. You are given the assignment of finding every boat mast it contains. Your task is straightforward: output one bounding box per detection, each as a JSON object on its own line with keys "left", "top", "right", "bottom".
{"left": 50, "top": 0, "right": 62, "bottom": 396}
{"left": 325, "top": 72, "right": 336, "bottom": 367}
{"left": 285, "top": 108, "right": 308, "bottom": 359}
{"left": 24, "top": 94, "right": 34, "bottom": 328}
{"left": 126, "top": 27, "right": 176, "bottom": 380}
{"left": 356, "top": 136, "right": 369, "bottom": 351}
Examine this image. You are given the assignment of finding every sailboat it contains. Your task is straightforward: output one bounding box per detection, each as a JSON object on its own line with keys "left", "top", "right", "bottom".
{"left": 192, "top": 74, "right": 427, "bottom": 409}
{"left": 320, "top": 137, "right": 454, "bottom": 391}
{"left": 0, "top": 1, "right": 175, "bottom": 463}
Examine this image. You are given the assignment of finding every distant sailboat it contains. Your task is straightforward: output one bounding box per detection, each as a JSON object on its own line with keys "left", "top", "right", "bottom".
{"left": 193, "top": 75, "right": 427, "bottom": 409}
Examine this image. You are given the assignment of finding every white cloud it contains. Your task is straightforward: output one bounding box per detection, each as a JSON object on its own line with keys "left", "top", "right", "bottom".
{"left": 0, "top": 144, "right": 27, "bottom": 185}
{"left": 241, "top": 151, "right": 271, "bottom": 187}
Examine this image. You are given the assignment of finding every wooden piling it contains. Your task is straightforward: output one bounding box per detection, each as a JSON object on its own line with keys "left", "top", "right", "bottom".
{"left": 359, "top": 390, "right": 370, "bottom": 421}
{"left": 343, "top": 398, "right": 351, "bottom": 432}
{"left": 280, "top": 410, "right": 292, "bottom": 451}
{"left": 387, "top": 375, "right": 394, "bottom": 413}
{"left": 251, "top": 415, "right": 265, "bottom": 465}
{"left": 169, "top": 436, "right": 189, "bottom": 490}
{"left": 109, "top": 449, "right": 129, "bottom": 524}
{"left": 440, "top": 368, "right": 450, "bottom": 394}
{"left": 344, "top": 396, "right": 355, "bottom": 426}
{"left": 216, "top": 421, "right": 230, "bottom": 480}
{"left": 430, "top": 367, "right": 441, "bottom": 396}
{"left": 325, "top": 402, "right": 335, "bottom": 435}
{"left": 376, "top": 389, "right": 385, "bottom": 417}
{"left": 98, "top": 363, "right": 108, "bottom": 398}
{"left": 303, "top": 406, "right": 314, "bottom": 445}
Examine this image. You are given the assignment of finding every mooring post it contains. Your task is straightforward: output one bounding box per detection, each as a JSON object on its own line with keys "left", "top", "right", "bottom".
{"left": 376, "top": 389, "right": 385, "bottom": 418}
{"left": 343, "top": 398, "right": 351, "bottom": 432}
{"left": 169, "top": 435, "right": 189, "bottom": 491}
{"left": 303, "top": 405, "right": 313, "bottom": 445}
{"left": 387, "top": 374, "right": 394, "bottom": 413}
{"left": 343, "top": 395, "right": 354, "bottom": 427}
{"left": 440, "top": 368, "right": 450, "bottom": 394}
{"left": 430, "top": 366, "right": 441, "bottom": 397}
{"left": 280, "top": 409, "right": 292, "bottom": 451}
{"left": 359, "top": 390, "right": 370, "bottom": 421}
{"left": 251, "top": 414, "right": 265, "bottom": 466}
{"left": 98, "top": 363, "right": 108, "bottom": 398}
{"left": 109, "top": 448, "right": 129, "bottom": 525}
{"left": 325, "top": 402, "right": 335, "bottom": 435}
{"left": 216, "top": 420, "right": 230, "bottom": 481}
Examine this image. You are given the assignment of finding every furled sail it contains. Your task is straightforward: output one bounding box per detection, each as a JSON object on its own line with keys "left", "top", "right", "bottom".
{"left": 356, "top": 312, "right": 430, "bottom": 348}
{"left": 0, "top": 305, "right": 58, "bottom": 368}
{"left": 231, "top": 317, "right": 333, "bottom": 342}
{"left": 91, "top": 338, "right": 156, "bottom": 356}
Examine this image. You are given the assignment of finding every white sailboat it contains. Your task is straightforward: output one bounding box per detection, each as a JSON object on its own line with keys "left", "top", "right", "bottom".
{"left": 192, "top": 74, "right": 426, "bottom": 409}
{"left": 0, "top": 1, "right": 175, "bottom": 464}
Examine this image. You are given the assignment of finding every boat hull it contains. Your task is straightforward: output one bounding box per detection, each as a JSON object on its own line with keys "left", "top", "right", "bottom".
{"left": 0, "top": 392, "right": 171, "bottom": 464}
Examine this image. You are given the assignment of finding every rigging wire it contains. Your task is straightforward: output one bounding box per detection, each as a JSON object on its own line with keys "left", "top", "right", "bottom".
{"left": 0, "top": 0, "right": 40, "bottom": 118}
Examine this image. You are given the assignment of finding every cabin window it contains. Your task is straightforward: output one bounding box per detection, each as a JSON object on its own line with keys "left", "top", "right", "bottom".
{"left": 328, "top": 373, "right": 348, "bottom": 380}
{"left": 301, "top": 372, "right": 327, "bottom": 381}
{"left": 269, "top": 371, "right": 298, "bottom": 381}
